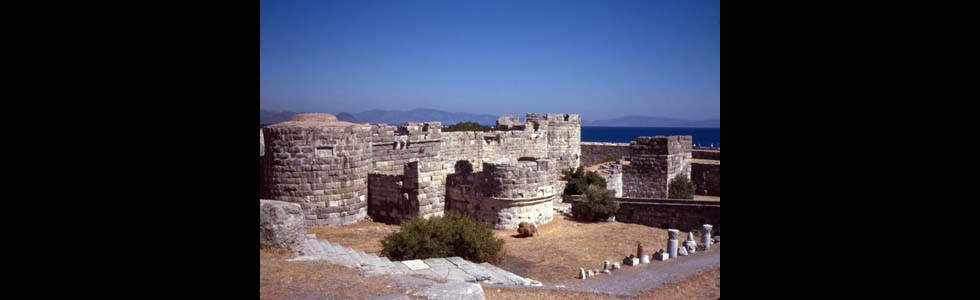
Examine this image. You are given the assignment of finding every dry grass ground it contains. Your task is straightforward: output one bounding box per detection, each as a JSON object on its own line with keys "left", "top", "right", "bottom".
{"left": 306, "top": 216, "right": 695, "bottom": 285}
{"left": 259, "top": 249, "right": 414, "bottom": 300}
{"left": 693, "top": 195, "right": 720, "bottom": 201}
{"left": 307, "top": 221, "right": 400, "bottom": 254}
{"left": 484, "top": 267, "right": 720, "bottom": 300}
{"left": 493, "top": 215, "right": 690, "bottom": 284}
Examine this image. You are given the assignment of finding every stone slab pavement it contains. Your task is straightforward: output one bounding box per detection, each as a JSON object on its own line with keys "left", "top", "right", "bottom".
{"left": 288, "top": 235, "right": 542, "bottom": 287}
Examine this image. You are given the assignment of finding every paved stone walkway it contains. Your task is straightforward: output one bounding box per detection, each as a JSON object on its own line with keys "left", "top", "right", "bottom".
{"left": 558, "top": 245, "right": 721, "bottom": 296}
{"left": 289, "top": 235, "right": 542, "bottom": 287}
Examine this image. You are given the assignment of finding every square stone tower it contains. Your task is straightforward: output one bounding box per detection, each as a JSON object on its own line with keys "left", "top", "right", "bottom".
{"left": 622, "top": 136, "right": 692, "bottom": 198}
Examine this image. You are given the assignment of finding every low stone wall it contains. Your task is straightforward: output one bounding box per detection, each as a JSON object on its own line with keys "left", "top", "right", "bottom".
{"left": 615, "top": 198, "right": 719, "bottom": 232}
{"left": 692, "top": 162, "right": 720, "bottom": 196}
{"left": 580, "top": 142, "right": 631, "bottom": 167}
{"left": 569, "top": 196, "right": 719, "bottom": 232}
{"left": 692, "top": 149, "right": 720, "bottom": 160}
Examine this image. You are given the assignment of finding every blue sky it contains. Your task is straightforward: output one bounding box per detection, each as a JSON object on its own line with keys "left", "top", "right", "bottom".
{"left": 261, "top": 0, "right": 719, "bottom": 121}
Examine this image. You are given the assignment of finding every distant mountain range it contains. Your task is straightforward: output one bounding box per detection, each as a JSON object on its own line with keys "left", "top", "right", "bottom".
{"left": 260, "top": 108, "right": 498, "bottom": 125}
{"left": 260, "top": 108, "right": 718, "bottom": 128}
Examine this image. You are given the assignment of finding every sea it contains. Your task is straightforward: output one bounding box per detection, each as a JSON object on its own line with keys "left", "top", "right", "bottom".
{"left": 581, "top": 126, "right": 720, "bottom": 147}
{"left": 260, "top": 124, "right": 720, "bottom": 147}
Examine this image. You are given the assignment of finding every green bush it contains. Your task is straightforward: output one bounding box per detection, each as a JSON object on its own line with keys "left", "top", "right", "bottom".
{"left": 668, "top": 174, "right": 694, "bottom": 199}
{"left": 572, "top": 185, "right": 619, "bottom": 221}
{"left": 561, "top": 167, "right": 607, "bottom": 195}
{"left": 443, "top": 121, "right": 492, "bottom": 132}
{"left": 380, "top": 212, "right": 504, "bottom": 263}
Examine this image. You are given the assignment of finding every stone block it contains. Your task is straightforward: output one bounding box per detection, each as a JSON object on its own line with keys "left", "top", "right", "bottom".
{"left": 259, "top": 200, "right": 306, "bottom": 252}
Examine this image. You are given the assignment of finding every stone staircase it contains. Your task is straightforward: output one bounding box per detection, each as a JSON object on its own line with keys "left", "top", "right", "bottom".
{"left": 289, "top": 234, "right": 541, "bottom": 286}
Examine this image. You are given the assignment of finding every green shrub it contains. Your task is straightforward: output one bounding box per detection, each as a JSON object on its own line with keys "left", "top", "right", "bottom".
{"left": 572, "top": 185, "right": 619, "bottom": 221}
{"left": 443, "top": 121, "right": 492, "bottom": 132}
{"left": 561, "top": 167, "right": 607, "bottom": 195}
{"left": 380, "top": 212, "right": 504, "bottom": 263}
{"left": 668, "top": 174, "right": 694, "bottom": 199}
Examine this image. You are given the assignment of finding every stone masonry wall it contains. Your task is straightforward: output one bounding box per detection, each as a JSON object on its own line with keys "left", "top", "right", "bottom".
{"left": 622, "top": 136, "right": 692, "bottom": 199}
{"left": 261, "top": 116, "right": 372, "bottom": 226}
{"left": 367, "top": 173, "right": 411, "bottom": 223}
{"left": 692, "top": 149, "right": 720, "bottom": 160}
{"left": 446, "top": 158, "right": 558, "bottom": 229}
{"left": 527, "top": 113, "right": 581, "bottom": 172}
{"left": 580, "top": 142, "right": 631, "bottom": 167}
{"left": 692, "top": 162, "right": 720, "bottom": 196}
{"left": 261, "top": 112, "right": 580, "bottom": 227}
{"left": 613, "top": 198, "right": 720, "bottom": 232}
{"left": 595, "top": 162, "right": 623, "bottom": 197}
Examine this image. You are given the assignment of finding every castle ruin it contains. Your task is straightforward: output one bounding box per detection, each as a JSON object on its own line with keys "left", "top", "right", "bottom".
{"left": 260, "top": 112, "right": 699, "bottom": 230}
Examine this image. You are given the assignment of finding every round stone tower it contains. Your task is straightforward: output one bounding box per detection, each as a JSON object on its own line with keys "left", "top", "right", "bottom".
{"left": 447, "top": 158, "right": 558, "bottom": 229}
{"left": 260, "top": 113, "right": 372, "bottom": 226}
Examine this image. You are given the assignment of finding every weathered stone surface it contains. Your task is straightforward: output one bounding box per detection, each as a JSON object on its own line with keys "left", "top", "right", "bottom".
{"left": 640, "top": 255, "right": 650, "bottom": 264}
{"left": 667, "top": 229, "right": 680, "bottom": 258}
{"left": 580, "top": 142, "right": 631, "bottom": 167}
{"left": 714, "top": 235, "right": 720, "bottom": 243}
{"left": 612, "top": 262, "right": 621, "bottom": 269}
{"left": 623, "top": 256, "right": 640, "bottom": 266}
{"left": 517, "top": 221, "right": 537, "bottom": 237}
{"left": 587, "top": 269, "right": 595, "bottom": 277}
{"left": 447, "top": 158, "right": 558, "bottom": 230}
{"left": 261, "top": 112, "right": 580, "bottom": 228}
{"left": 260, "top": 200, "right": 306, "bottom": 252}
{"left": 580, "top": 268, "right": 587, "bottom": 279}
{"left": 414, "top": 281, "right": 485, "bottom": 300}
{"left": 622, "top": 136, "right": 692, "bottom": 198}
{"left": 702, "top": 224, "right": 713, "bottom": 249}
{"left": 654, "top": 252, "right": 669, "bottom": 261}
{"left": 603, "top": 260, "right": 611, "bottom": 271}
{"left": 402, "top": 259, "right": 430, "bottom": 271}
{"left": 678, "top": 246, "right": 689, "bottom": 256}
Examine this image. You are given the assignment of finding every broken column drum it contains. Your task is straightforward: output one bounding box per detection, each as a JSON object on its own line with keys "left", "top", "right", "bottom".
{"left": 702, "top": 224, "right": 713, "bottom": 249}
{"left": 261, "top": 113, "right": 372, "bottom": 226}
{"left": 667, "top": 229, "right": 679, "bottom": 258}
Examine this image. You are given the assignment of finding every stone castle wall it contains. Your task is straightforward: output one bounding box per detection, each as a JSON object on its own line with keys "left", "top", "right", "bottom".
{"left": 692, "top": 162, "right": 720, "bottom": 196}
{"left": 622, "top": 136, "right": 692, "bottom": 199}
{"left": 261, "top": 112, "right": 579, "bottom": 226}
{"left": 527, "top": 113, "right": 581, "bottom": 171}
{"left": 692, "top": 149, "right": 720, "bottom": 160}
{"left": 580, "top": 142, "right": 631, "bottom": 167}
{"left": 260, "top": 114, "right": 372, "bottom": 226}
{"left": 446, "top": 158, "right": 557, "bottom": 229}
{"left": 595, "top": 162, "right": 623, "bottom": 197}
{"left": 614, "top": 198, "right": 720, "bottom": 232}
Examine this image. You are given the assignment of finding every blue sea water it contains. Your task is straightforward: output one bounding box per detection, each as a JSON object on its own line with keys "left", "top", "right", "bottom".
{"left": 581, "top": 126, "right": 720, "bottom": 147}
{"left": 261, "top": 124, "right": 720, "bottom": 147}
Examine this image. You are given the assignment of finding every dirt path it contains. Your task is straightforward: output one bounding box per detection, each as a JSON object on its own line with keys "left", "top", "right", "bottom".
{"left": 553, "top": 245, "right": 720, "bottom": 296}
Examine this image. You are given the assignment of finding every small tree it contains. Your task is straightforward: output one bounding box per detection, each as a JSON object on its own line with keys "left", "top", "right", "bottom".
{"left": 668, "top": 174, "right": 694, "bottom": 199}
{"left": 380, "top": 212, "right": 504, "bottom": 263}
{"left": 561, "top": 167, "right": 607, "bottom": 195}
{"left": 572, "top": 185, "right": 619, "bottom": 221}
{"left": 444, "top": 121, "right": 492, "bottom": 132}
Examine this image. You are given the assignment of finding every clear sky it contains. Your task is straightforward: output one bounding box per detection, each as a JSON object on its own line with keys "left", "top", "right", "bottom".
{"left": 261, "top": 0, "right": 719, "bottom": 121}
